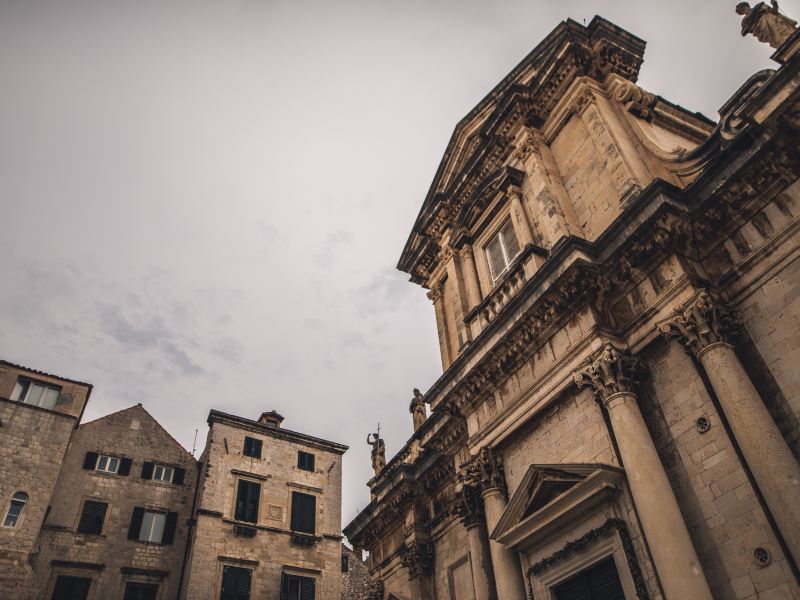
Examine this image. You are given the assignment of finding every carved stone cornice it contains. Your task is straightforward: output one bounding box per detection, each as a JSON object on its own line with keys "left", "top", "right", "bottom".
{"left": 460, "top": 446, "right": 507, "bottom": 496}
{"left": 450, "top": 483, "right": 485, "bottom": 529}
{"left": 399, "top": 540, "right": 435, "bottom": 578}
{"left": 612, "top": 80, "right": 656, "bottom": 120}
{"left": 573, "top": 343, "right": 645, "bottom": 405}
{"left": 658, "top": 289, "right": 740, "bottom": 356}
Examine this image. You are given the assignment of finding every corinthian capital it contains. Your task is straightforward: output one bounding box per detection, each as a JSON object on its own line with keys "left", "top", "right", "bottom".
{"left": 450, "top": 481, "right": 484, "bottom": 528}
{"left": 573, "top": 343, "right": 644, "bottom": 404}
{"left": 658, "top": 290, "right": 740, "bottom": 356}
{"left": 460, "top": 447, "right": 507, "bottom": 496}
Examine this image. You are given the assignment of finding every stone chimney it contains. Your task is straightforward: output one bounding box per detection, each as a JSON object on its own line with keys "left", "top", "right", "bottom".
{"left": 258, "top": 410, "right": 284, "bottom": 428}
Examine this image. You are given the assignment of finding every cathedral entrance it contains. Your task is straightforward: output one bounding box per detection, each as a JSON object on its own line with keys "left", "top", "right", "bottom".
{"left": 552, "top": 557, "right": 625, "bottom": 600}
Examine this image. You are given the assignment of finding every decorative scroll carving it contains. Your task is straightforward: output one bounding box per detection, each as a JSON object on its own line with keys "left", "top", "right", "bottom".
{"left": 613, "top": 81, "right": 656, "bottom": 120}
{"left": 737, "top": 1, "right": 797, "bottom": 49}
{"left": 526, "top": 518, "right": 650, "bottom": 600}
{"left": 658, "top": 290, "right": 741, "bottom": 355}
{"left": 399, "top": 540, "right": 435, "bottom": 577}
{"left": 450, "top": 482, "right": 485, "bottom": 528}
{"left": 573, "top": 343, "right": 645, "bottom": 404}
{"left": 460, "top": 446, "right": 507, "bottom": 496}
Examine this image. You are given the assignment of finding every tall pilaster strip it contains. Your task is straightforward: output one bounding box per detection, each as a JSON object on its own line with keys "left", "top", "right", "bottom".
{"left": 451, "top": 482, "right": 496, "bottom": 600}
{"left": 574, "top": 343, "right": 714, "bottom": 600}
{"left": 660, "top": 290, "right": 800, "bottom": 565}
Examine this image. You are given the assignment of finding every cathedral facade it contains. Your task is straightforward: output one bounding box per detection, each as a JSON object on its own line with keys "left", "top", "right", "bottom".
{"left": 344, "top": 13, "right": 800, "bottom": 600}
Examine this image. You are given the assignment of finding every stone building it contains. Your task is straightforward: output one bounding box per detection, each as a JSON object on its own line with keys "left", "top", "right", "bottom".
{"left": 30, "top": 404, "right": 197, "bottom": 600}
{"left": 341, "top": 545, "right": 371, "bottom": 600}
{"left": 344, "top": 13, "right": 800, "bottom": 600}
{"left": 181, "top": 409, "right": 348, "bottom": 600}
{"left": 0, "top": 360, "right": 348, "bottom": 600}
{"left": 0, "top": 360, "right": 92, "bottom": 598}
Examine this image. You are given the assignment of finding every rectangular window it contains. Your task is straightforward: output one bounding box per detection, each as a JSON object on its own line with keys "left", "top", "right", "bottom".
{"left": 281, "top": 573, "right": 315, "bottom": 600}
{"left": 11, "top": 377, "right": 60, "bottom": 410}
{"left": 139, "top": 510, "right": 167, "bottom": 542}
{"left": 235, "top": 480, "right": 261, "bottom": 523}
{"left": 552, "top": 556, "right": 625, "bottom": 600}
{"left": 297, "top": 451, "right": 315, "bottom": 472}
{"left": 152, "top": 465, "right": 174, "bottom": 482}
{"left": 243, "top": 437, "right": 262, "bottom": 459}
{"left": 96, "top": 455, "right": 120, "bottom": 474}
{"left": 77, "top": 500, "right": 108, "bottom": 535}
{"left": 220, "top": 565, "right": 251, "bottom": 600}
{"left": 124, "top": 582, "right": 159, "bottom": 600}
{"left": 485, "top": 218, "right": 521, "bottom": 281}
{"left": 290, "top": 492, "right": 316, "bottom": 535}
{"left": 51, "top": 575, "right": 92, "bottom": 600}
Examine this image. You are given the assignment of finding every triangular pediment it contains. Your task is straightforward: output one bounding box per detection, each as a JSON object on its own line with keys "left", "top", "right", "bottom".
{"left": 491, "top": 464, "right": 623, "bottom": 552}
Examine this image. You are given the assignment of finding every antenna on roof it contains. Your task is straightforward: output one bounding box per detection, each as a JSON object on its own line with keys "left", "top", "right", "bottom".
{"left": 192, "top": 428, "right": 198, "bottom": 456}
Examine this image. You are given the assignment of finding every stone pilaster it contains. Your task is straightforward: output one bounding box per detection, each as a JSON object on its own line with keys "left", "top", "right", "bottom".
{"left": 451, "top": 482, "right": 496, "bottom": 600}
{"left": 427, "top": 283, "right": 451, "bottom": 369}
{"left": 459, "top": 246, "right": 482, "bottom": 313}
{"left": 507, "top": 186, "right": 536, "bottom": 247}
{"left": 462, "top": 448, "right": 527, "bottom": 600}
{"left": 574, "top": 343, "right": 714, "bottom": 600}
{"left": 660, "top": 290, "right": 800, "bottom": 565}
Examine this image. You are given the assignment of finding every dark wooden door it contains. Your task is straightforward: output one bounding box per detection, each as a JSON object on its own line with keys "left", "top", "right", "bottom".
{"left": 553, "top": 557, "right": 625, "bottom": 600}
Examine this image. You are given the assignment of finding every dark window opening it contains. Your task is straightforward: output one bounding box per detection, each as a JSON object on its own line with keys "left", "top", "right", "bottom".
{"left": 220, "top": 565, "right": 251, "bottom": 600}
{"left": 553, "top": 557, "right": 625, "bottom": 600}
{"left": 235, "top": 480, "right": 261, "bottom": 523}
{"left": 77, "top": 500, "right": 108, "bottom": 535}
{"left": 281, "top": 573, "right": 315, "bottom": 600}
{"left": 290, "top": 492, "right": 316, "bottom": 535}
{"left": 297, "top": 451, "right": 315, "bottom": 472}
{"left": 341, "top": 554, "right": 349, "bottom": 572}
{"left": 51, "top": 575, "right": 91, "bottom": 600}
{"left": 124, "top": 582, "right": 159, "bottom": 600}
{"left": 243, "top": 437, "right": 262, "bottom": 459}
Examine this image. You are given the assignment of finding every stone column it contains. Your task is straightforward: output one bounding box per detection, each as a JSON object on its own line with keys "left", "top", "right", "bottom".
{"left": 574, "top": 343, "right": 714, "bottom": 600}
{"left": 660, "top": 290, "right": 800, "bottom": 564}
{"left": 427, "top": 284, "right": 451, "bottom": 369}
{"left": 451, "top": 483, "right": 497, "bottom": 600}
{"left": 463, "top": 448, "right": 527, "bottom": 600}
{"left": 459, "top": 246, "right": 482, "bottom": 312}
{"left": 508, "top": 186, "right": 535, "bottom": 247}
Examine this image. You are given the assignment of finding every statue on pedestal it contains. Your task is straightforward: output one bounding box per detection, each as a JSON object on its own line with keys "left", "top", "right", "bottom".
{"left": 737, "top": 1, "right": 797, "bottom": 48}
{"left": 409, "top": 388, "right": 427, "bottom": 432}
{"left": 367, "top": 429, "right": 386, "bottom": 476}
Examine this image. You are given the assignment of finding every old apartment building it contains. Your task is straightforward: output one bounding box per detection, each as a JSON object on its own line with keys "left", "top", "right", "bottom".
{"left": 345, "top": 11, "right": 800, "bottom": 600}
{"left": 0, "top": 360, "right": 348, "bottom": 600}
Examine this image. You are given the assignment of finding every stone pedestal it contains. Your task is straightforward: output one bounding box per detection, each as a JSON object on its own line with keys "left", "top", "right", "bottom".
{"left": 574, "top": 343, "right": 714, "bottom": 600}
{"left": 482, "top": 488, "right": 527, "bottom": 600}
{"left": 660, "top": 290, "right": 800, "bottom": 566}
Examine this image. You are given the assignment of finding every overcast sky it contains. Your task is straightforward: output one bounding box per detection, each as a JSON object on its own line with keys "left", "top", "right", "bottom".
{"left": 1, "top": 0, "right": 796, "bottom": 528}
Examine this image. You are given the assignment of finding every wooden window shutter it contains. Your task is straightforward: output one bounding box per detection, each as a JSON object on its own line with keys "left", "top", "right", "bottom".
{"left": 221, "top": 566, "right": 251, "bottom": 600}
{"left": 82, "top": 452, "right": 98, "bottom": 470}
{"left": 128, "top": 506, "right": 145, "bottom": 540}
{"left": 174, "top": 467, "right": 186, "bottom": 485}
{"left": 162, "top": 511, "right": 178, "bottom": 544}
{"left": 290, "top": 492, "right": 316, "bottom": 534}
{"left": 119, "top": 457, "right": 132, "bottom": 476}
{"left": 300, "top": 577, "right": 315, "bottom": 600}
{"left": 77, "top": 500, "right": 108, "bottom": 535}
{"left": 235, "top": 481, "right": 260, "bottom": 523}
{"left": 141, "top": 462, "right": 154, "bottom": 479}
{"left": 280, "top": 573, "right": 289, "bottom": 600}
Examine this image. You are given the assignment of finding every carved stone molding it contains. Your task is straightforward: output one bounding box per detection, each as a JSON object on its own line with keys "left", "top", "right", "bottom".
{"left": 450, "top": 482, "right": 485, "bottom": 528}
{"left": 613, "top": 80, "right": 656, "bottom": 120}
{"left": 658, "top": 289, "right": 740, "bottom": 356}
{"left": 573, "top": 343, "right": 645, "bottom": 405}
{"left": 399, "top": 540, "right": 435, "bottom": 578}
{"left": 459, "top": 245, "right": 474, "bottom": 261}
{"left": 460, "top": 446, "right": 507, "bottom": 496}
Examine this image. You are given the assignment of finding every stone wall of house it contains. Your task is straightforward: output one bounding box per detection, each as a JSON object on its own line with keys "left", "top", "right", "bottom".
{"left": 0, "top": 363, "right": 90, "bottom": 599}
{"left": 30, "top": 404, "right": 197, "bottom": 600}
{"left": 183, "top": 416, "right": 345, "bottom": 600}
{"left": 341, "top": 545, "right": 370, "bottom": 600}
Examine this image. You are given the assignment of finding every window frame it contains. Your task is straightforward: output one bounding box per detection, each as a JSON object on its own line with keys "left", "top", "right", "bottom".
{"left": 297, "top": 451, "right": 315, "bottom": 472}
{"left": 289, "top": 491, "right": 317, "bottom": 535}
{"left": 3, "top": 491, "right": 28, "bottom": 528}
{"left": 243, "top": 436, "right": 263, "bottom": 459}
{"left": 234, "top": 479, "right": 261, "bottom": 524}
{"left": 10, "top": 377, "right": 61, "bottom": 410}
{"left": 484, "top": 217, "right": 521, "bottom": 282}
{"left": 77, "top": 499, "right": 109, "bottom": 535}
{"left": 138, "top": 509, "right": 167, "bottom": 543}
{"left": 95, "top": 454, "right": 121, "bottom": 474}
{"left": 152, "top": 464, "right": 174, "bottom": 483}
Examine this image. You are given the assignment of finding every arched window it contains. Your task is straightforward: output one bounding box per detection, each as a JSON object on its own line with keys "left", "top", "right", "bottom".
{"left": 3, "top": 492, "right": 28, "bottom": 528}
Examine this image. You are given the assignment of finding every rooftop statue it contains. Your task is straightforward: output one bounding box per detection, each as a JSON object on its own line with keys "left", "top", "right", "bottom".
{"left": 409, "top": 388, "right": 427, "bottom": 432}
{"left": 737, "top": 1, "right": 798, "bottom": 48}
{"left": 367, "top": 430, "right": 386, "bottom": 476}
